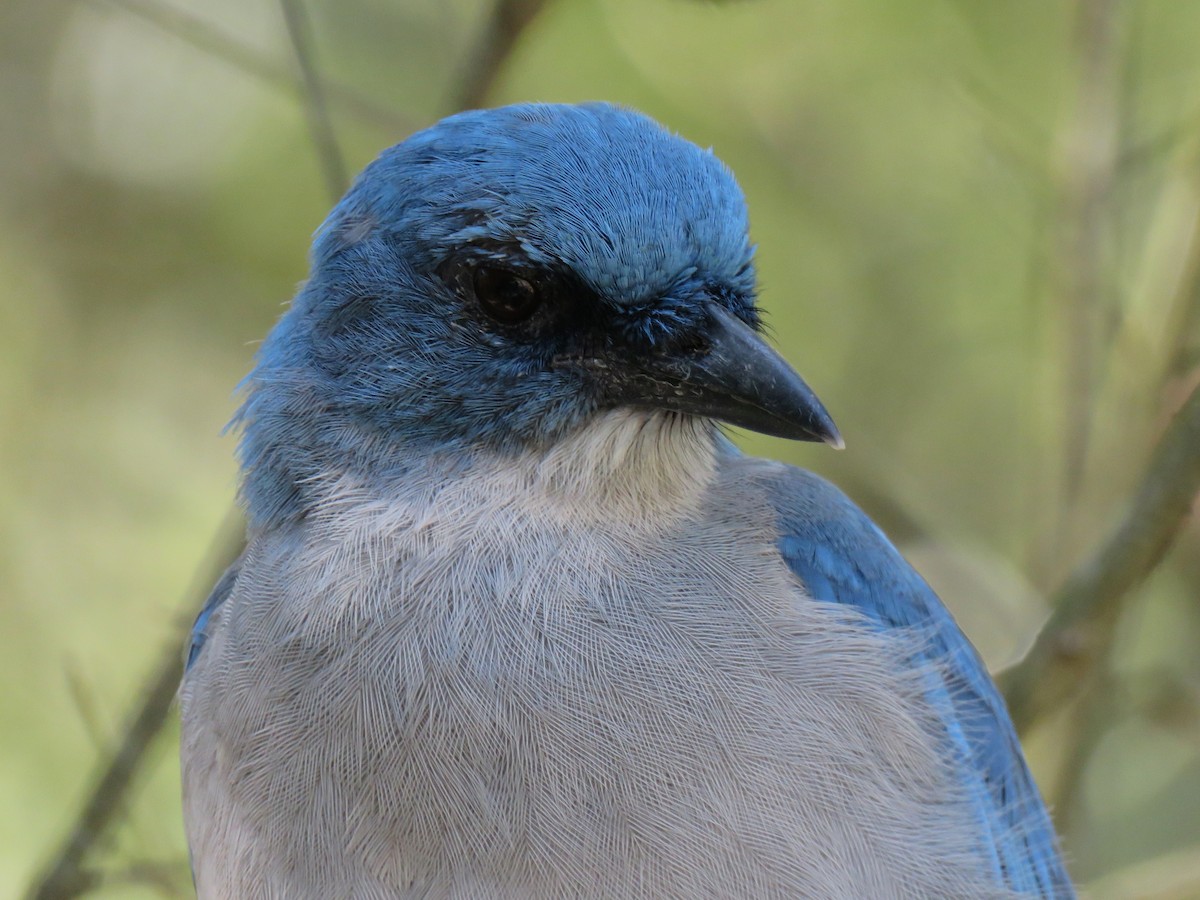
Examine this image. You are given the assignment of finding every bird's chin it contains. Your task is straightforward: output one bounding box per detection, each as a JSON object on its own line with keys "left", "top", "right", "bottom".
{"left": 531, "top": 408, "right": 718, "bottom": 520}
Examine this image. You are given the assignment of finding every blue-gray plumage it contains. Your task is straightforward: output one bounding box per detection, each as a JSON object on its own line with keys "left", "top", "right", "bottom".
{"left": 180, "top": 102, "right": 1074, "bottom": 898}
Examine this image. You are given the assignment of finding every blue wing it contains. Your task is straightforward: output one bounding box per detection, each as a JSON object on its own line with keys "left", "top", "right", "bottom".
{"left": 186, "top": 558, "right": 242, "bottom": 670}
{"left": 766, "top": 464, "right": 1074, "bottom": 898}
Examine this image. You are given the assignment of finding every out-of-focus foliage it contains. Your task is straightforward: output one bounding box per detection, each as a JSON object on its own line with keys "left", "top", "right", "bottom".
{"left": 2, "top": 0, "right": 1198, "bottom": 897}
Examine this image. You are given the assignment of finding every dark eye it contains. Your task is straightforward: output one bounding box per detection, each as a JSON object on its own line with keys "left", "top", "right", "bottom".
{"left": 473, "top": 266, "right": 541, "bottom": 324}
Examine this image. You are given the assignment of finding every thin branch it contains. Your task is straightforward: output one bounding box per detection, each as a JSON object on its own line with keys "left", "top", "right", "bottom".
{"left": 279, "top": 0, "right": 348, "bottom": 201}
{"left": 27, "top": 645, "right": 180, "bottom": 899}
{"left": 1001, "top": 378, "right": 1200, "bottom": 732}
{"left": 1051, "top": 0, "right": 1123, "bottom": 529}
{"left": 64, "top": 659, "right": 113, "bottom": 754}
{"left": 1118, "top": 103, "right": 1200, "bottom": 173}
{"left": 1053, "top": 665, "right": 1200, "bottom": 825}
{"left": 93, "top": 0, "right": 412, "bottom": 134}
{"left": 98, "top": 858, "right": 191, "bottom": 897}
{"left": 948, "top": 73, "right": 1053, "bottom": 189}
{"left": 1045, "top": 663, "right": 1113, "bottom": 831}
{"left": 450, "top": 0, "right": 550, "bottom": 111}
{"left": 26, "top": 512, "right": 245, "bottom": 900}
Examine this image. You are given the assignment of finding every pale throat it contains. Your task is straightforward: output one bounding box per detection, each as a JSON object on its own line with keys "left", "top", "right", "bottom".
{"left": 304, "top": 410, "right": 721, "bottom": 540}
{"left": 530, "top": 409, "right": 720, "bottom": 524}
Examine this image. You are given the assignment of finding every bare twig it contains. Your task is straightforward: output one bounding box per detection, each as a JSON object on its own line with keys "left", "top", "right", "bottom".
{"left": 64, "top": 660, "right": 113, "bottom": 754}
{"left": 450, "top": 0, "right": 550, "bottom": 111}
{"left": 949, "top": 73, "right": 1052, "bottom": 188}
{"left": 27, "top": 694, "right": 155, "bottom": 896}
{"left": 25, "top": 518, "right": 244, "bottom": 900}
{"left": 93, "top": 0, "right": 412, "bottom": 134}
{"left": 100, "top": 858, "right": 191, "bottom": 897}
{"left": 1160, "top": 180, "right": 1200, "bottom": 387}
{"left": 1001, "top": 378, "right": 1200, "bottom": 732}
{"left": 279, "top": 0, "right": 348, "bottom": 201}
{"left": 1045, "top": 663, "right": 1113, "bottom": 831}
{"left": 1048, "top": 664, "right": 1200, "bottom": 828}
{"left": 1050, "top": 0, "right": 1122, "bottom": 527}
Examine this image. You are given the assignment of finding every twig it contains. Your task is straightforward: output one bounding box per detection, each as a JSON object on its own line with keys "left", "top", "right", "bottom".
{"left": 1045, "top": 663, "right": 1113, "bottom": 831}
{"left": 1050, "top": 0, "right": 1122, "bottom": 531}
{"left": 27, "top": 643, "right": 176, "bottom": 899}
{"left": 1001, "top": 378, "right": 1200, "bottom": 732}
{"left": 279, "top": 0, "right": 348, "bottom": 201}
{"left": 450, "top": 0, "right": 550, "bottom": 111}
{"left": 99, "top": 858, "right": 191, "bottom": 896}
{"left": 93, "top": 0, "right": 412, "bottom": 134}
{"left": 26, "top": 512, "right": 245, "bottom": 900}
{"left": 1050, "top": 664, "right": 1200, "bottom": 828}
{"left": 948, "top": 73, "right": 1052, "bottom": 189}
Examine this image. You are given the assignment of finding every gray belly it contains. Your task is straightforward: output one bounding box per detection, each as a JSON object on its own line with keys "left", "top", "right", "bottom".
{"left": 181, "top": 511, "right": 1013, "bottom": 899}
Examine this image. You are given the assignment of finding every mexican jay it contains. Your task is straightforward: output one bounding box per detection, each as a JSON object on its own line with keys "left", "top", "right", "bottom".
{"left": 180, "top": 102, "right": 1074, "bottom": 898}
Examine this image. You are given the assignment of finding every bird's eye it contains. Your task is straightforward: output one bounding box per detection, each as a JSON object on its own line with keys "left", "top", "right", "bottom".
{"left": 473, "top": 266, "right": 541, "bottom": 324}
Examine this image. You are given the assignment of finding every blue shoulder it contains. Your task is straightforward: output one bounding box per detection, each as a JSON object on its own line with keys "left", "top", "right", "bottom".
{"left": 762, "top": 463, "right": 1073, "bottom": 898}
{"left": 186, "top": 558, "right": 242, "bottom": 670}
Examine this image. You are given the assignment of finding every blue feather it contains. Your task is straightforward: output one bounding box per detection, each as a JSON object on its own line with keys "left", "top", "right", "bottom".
{"left": 186, "top": 560, "right": 241, "bottom": 670}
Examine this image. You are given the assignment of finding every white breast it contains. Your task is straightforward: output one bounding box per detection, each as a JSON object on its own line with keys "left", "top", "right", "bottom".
{"left": 181, "top": 412, "right": 1018, "bottom": 899}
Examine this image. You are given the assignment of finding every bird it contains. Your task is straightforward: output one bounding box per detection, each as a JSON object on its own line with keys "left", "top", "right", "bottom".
{"left": 180, "top": 102, "right": 1075, "bottom": 899}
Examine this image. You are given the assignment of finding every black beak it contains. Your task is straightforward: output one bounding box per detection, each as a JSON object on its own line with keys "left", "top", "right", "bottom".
{"left": 597, "top": 303, "right": 842, "bottom": 446}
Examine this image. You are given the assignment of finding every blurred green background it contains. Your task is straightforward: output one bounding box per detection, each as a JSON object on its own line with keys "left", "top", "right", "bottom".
{"left": 3, "top": 0, "right": 1199, "bottom": 896}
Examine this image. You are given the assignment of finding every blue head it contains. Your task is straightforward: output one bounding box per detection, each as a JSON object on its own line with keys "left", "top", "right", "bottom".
{"left": 237, "top": 103, "right": 837, "bottom": 527}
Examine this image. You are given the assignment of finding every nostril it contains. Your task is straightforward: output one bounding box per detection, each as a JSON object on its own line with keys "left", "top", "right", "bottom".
{"left": 673, "top": 331, "right": 710, "bottom": 358}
